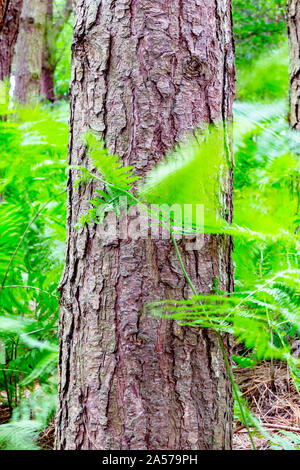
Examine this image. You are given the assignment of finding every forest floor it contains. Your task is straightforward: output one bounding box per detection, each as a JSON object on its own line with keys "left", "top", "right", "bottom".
{"left": 233, "top": 361, "right": 300, "bottom": 450}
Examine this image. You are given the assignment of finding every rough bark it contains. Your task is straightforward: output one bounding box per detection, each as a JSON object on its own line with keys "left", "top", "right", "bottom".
{"left": 14, "top": 0, "right": 48, "bottom": 103}
{"left": 287, "top": 0, "right": 300, "bottom": 129}
{"left": 41, "top": 0, "right": 73, "bottom": 102}
{"left": 56, "top": 0, "right": 235, "bottom": 450}
{"left": 0, "top": 0, "right": 23, "bottom": 81}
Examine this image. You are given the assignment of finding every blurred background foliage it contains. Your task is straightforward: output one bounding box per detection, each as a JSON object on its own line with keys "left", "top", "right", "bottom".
{"left": 53, "top": 0, "right": 73, "bottom": 98}
{"left": 0, "top": 102, "right": 68, "bottom": 449}
{"left": 233, "top": 0, "right": 287, "bottom": 64}
{"left": 233, "top": 0, "right": 289, "bottom": 101}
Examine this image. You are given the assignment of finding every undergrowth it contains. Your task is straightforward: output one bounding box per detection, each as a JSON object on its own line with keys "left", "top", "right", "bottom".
{"left": 0, "top": 101, "right": 68, "bottom": 449}
{"left": 236, "top": 43, "right": 289, "bottom": 102}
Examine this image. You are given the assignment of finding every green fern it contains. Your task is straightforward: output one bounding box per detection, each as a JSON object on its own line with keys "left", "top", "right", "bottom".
{"left": 138, "top": 126, "right": 228, "bottom": 231}
{"left": 72, "top": 133, "right": 139, "bottom": 227}
{"left": 148, "top": 269, "right": 300, "bottom": 362}
{"left": 0, "top": 382, "right": 57, "bottom": 450}
{"left": 0, "top": 101, "right": 67, "bottom": 411}
{"left": 85, "top": 132, "right": 139, "bottom": 190}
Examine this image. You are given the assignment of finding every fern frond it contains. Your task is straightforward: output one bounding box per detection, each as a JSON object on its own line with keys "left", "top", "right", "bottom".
{"left": 85, "top": 132, "right": 139, "bottom": 190}
{"left": 138, "top": 126, "right": 227, "bottom": 231}
{"left": 148, "top": 269, "right": 300, "bottom": 361}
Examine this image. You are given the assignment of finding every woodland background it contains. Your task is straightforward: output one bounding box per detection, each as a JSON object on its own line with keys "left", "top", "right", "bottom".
{"left": 0, "top": 0, "right": 299, "bottom": 450}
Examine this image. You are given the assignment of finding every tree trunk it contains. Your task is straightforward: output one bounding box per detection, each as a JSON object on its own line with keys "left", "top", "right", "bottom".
{"left": 40, "top": 0, "right": 55, "bottom": 102}
{"left": 40, "top": 63, "right": 55, "bottom": 102}
{"left": 14, "top": 0, "right": 48, "bottom": 103}
{"left": 56, "top": 0, "right": 235, "bottom": 450}
{"left": 0, "top": 0, "right": 23, "bottom": 81}
{"left": 287, "top": 0, "right": 300, "bottom": 129}
{"left": 40, "top": 0, "right": 73, "bottom": 102}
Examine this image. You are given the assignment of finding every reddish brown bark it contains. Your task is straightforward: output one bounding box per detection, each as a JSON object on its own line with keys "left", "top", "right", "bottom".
{"left": 287, "top": 0, "right": 300, "bottom": 129}
{"left": 56, "top": 0, "right": 235, "bottom": 450}
{"left": 0, "top": 0, "right": 23, "bottom": 81}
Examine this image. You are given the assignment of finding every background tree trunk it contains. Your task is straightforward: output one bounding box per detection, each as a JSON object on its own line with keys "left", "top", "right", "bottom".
{"left": 40, "top": 0, "right": 73, "bottom": 102}
{"left": 14, "top": 0, "right": 48, "bottom": 103}
{"left": 56, "top": 0, "right": 235, "bottom": 450}
{"left": 286, "top": 0, "right": 300, "bottom": 129}
{"left": 40, "top": 0, "right": 55, "bottom": 102}
{"left": 0, "top": 0, "right": 23, "bottom": 81}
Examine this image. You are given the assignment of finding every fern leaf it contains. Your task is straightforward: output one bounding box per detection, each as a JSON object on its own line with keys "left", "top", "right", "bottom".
{"left": 85, "top": 132, "right": 139, "bottom": 190}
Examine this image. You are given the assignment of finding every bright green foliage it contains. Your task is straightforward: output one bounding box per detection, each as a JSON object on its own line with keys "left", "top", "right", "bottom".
{"left": 85, "top": 132, "right": 138, "bottom": 190}
{"left": 0, "top": 382, "right": 57, "bottom": 449}
{"left": 75, "top": 108, "right": 299, "bottom": 249}
{"left": 53, "top": 8, "right": 73, "bottom": 98}
{"left": 149, "top": 269, "right": 300, "bottom": 364}
{"left": 75, "top": 128, "right": 232, "bottom": 231}
{"left": 236, "top": 43, "right": 289, "bottom": 101}
{"left": 145, "top": 103, "right": 299, "bottom": 366}
{"left": 73, "top": 133, "right": 139, "bottom": 227}
{"left": 138, "top": 127, "right": 227, "bottom": 231}
{"left": 233, "top": 1, "right": 289, "bottom": 102}
{"left": 0, "top": 101, "right": 68, "bottom": 446}
{"left": 233, "top": 0, "right": 287, "bottom": 64}
{"left": 75, "top": 127, "right": 236, "bottom": 234}
{"left": 233, "top": 101, "right": 299, "bottom": 288}
{"left": 269, "top": 431, "right": 300, "bottom": 450}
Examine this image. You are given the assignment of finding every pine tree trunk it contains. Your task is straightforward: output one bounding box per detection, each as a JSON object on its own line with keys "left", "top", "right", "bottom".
{"left": 40, "top": 0, "right": 55, "bottom": 102}
{"left": 56, "top": 0, "right": 235, "bottom": 450}
{"left": 287, "top": 0, "right": 300, "bottom": 129}
{"left": 0, "top": 0, "right": 23, "bottom": 81}
{"left": 14, "top": 0, "right": 48, "bottom": 103}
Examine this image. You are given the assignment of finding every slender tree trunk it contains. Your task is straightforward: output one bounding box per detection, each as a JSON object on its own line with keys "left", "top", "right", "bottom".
{"left": 287, "top": 0, "right": 300, "bottom": 129}
{"left": 41, "top": 0, "right": 73, "bottom": 102}
{"left": 14, "top": 0, "right": 48, "bottom": 103}
{"left": 56, "top": 0, "right": 235, "bottom": 450}
{"left": 286, "top": 1, "right": 300, "bottom": 227}
{"left": 0, "top": 0, "right": 23, "bottom": 81}
{"left": 41, "top": 0, "right": 55, "bottom": 102}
